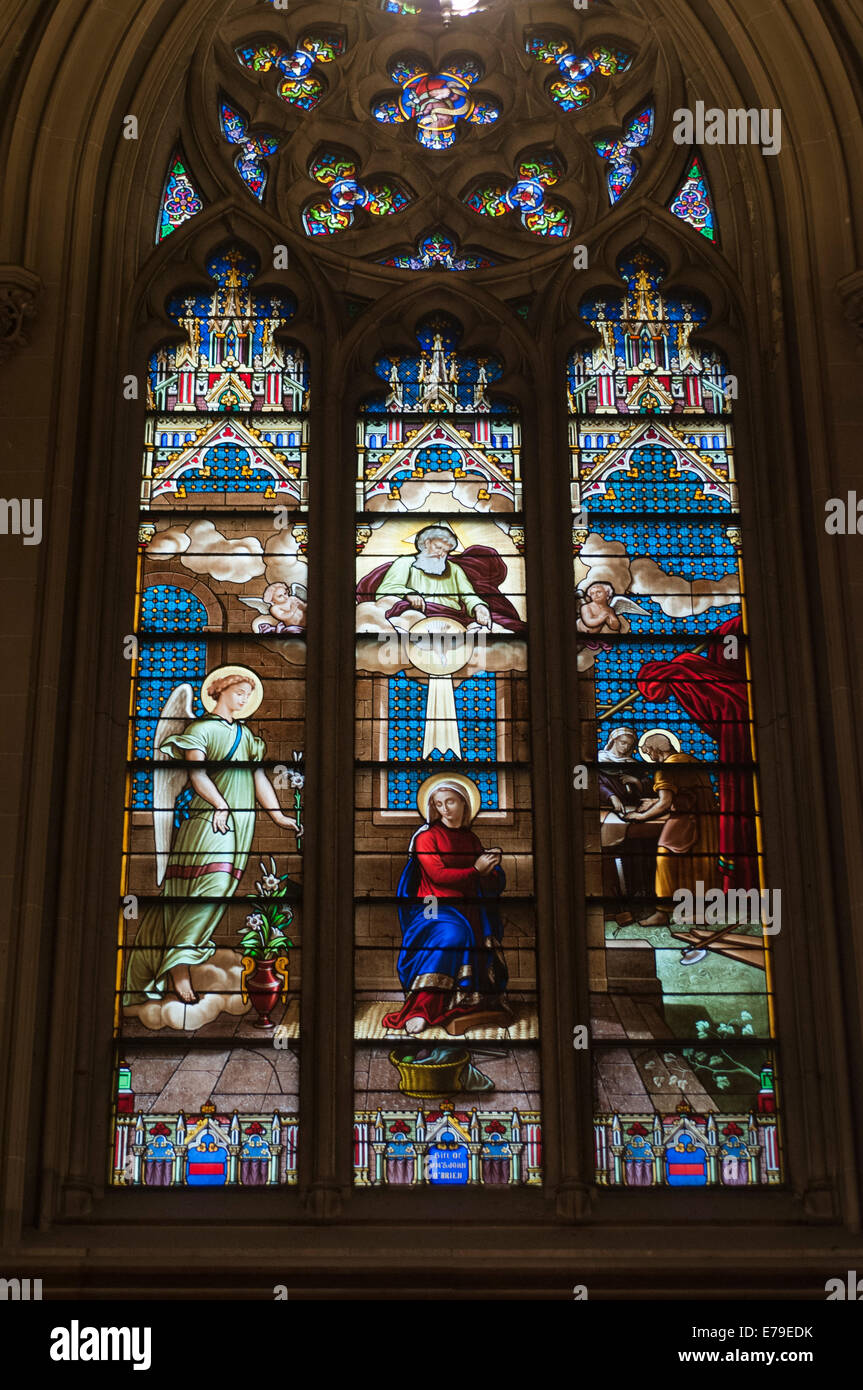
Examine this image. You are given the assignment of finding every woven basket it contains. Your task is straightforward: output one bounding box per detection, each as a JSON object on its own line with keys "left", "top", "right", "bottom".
{"left": 389, "top": 1049, "right": 470, "bottom": 1098}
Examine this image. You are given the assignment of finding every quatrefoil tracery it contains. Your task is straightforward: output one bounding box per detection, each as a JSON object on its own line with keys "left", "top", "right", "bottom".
{"left": 302, "top": 151, "right": 412, "bottom": 236}
{"left": 525, "top": 32, "right": 633, "bottom": 111}
{"left": 235, "top": 29, "right": 347, "bottom": 111}
{"left": 160, "top": 11, "right": 676, "bottom": 251}
{"left": 465, "top": 154, "right": 572, "bottom": 240}
{"left": 372, "top": 54, "right": 500, "bottom": 150}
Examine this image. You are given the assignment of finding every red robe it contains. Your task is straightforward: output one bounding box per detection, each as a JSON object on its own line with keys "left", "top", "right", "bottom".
{"left": 382, "top": 821, "right": 508, "bottom": 1032}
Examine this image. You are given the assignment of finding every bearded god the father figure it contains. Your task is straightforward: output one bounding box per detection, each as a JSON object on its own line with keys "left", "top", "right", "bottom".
{"left": 376, "top": 523, "right": 492, "bottom": 627}
{"left": 357, "top": 523, "right": 528, "bottom": 634}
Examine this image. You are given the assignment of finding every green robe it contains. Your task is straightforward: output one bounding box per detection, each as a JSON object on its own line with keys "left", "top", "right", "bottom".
{"left": 375, "top": 555, "right": 484, "bottom": 614}
{"left": 123, "top": 716, "right": 265, "bottom": 1004}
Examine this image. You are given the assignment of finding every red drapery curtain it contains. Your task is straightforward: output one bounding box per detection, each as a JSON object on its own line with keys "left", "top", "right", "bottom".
{"left": 636, "top": 616, "right": 757, "bottom": 891}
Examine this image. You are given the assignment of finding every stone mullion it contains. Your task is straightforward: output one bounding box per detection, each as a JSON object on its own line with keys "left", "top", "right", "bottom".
{"left": 295, "top": 329, "right": 357, "bottom": 1211}
{"left": 522, "top": 328, "right": 594, "bottom": 1215}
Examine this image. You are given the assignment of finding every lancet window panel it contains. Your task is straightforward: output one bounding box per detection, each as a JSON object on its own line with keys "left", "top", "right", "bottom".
{"left": 569, "top": 249, "right": 782, "bottom": 1189}
{"left": 354, "top": 1043, "right": 542, "bottom": 1189}
{"left": 111, "top": 245, "right": 308, "bottom": 1188}
{"left": 353, "top": 312, "right": 541, "bottom": 1187}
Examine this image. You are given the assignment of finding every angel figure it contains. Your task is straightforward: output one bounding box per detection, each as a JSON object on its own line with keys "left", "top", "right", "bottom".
{"left": 240, "top": 581, "right": 307, "bottom": 634}
{"left": 123, "top": 666, "right": 298, "bottom": 1007}
{"left": 576, "top": 580, "right": 649, "bottom": 636}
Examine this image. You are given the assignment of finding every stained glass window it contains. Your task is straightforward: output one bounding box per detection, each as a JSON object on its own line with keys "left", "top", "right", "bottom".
{"left": 379, "top": 230, "right": 495, "bottom": 270}
{"left": 303, "top": 151, "right": 411, "bottom": 236}
{"left": 136, "top": 2, "right": 782, "bottom": 1211}
{"left": 568, "top": 248, "right": 781, "bottom": 1188}
{"left": 220, "top": 102, "right": 279, "bottom": 201}
{"left": 525, "top": 32, "right": 632, "bottom": 111}
{"left": 595, "top": 107, "right": 655, "bottom": 203}
{"left": 378, "top": 0, "right": 589, "bottom": 12}
{"left": 235, "top": 30, "right": 346, "bottom": 111}
{"left": 157, "top": 151, "right": 203, "bottom": 244}
{"left": 669, "top": 155, "right": 717, "bottom": 241}
{"left": 378, "top": 0, "right": 494, "bottom": 12}
{"left": 465, "top": 154, "right": 572, "bottom": 239}
{"left": 354, "top": 314, "right": 540, "bottom": 1187}
{"left": 112, "top": 246, "right": 308, "bottom": 1187}
{"left": 372, "top": 55, "right": 500, "bottom": 150}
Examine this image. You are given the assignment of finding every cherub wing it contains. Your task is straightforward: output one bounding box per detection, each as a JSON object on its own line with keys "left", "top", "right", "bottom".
{"left": 152, "top": 683, "right": 196, "bottom": 886}
{"left": 610, "top": 596, "right": 651, "bottom": 617}
{"left": 239, "top": 595, "right": 272, "bottom": 614}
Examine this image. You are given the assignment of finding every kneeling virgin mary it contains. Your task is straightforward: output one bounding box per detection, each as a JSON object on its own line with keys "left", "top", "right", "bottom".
{"left": 383, "top": 773, "right": 512, "bottom": 1036}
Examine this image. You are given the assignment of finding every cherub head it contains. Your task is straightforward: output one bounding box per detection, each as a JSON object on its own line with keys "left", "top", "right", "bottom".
{"left": 584, "top": 581, "right": 615, "bottom": 606}
{"left": 263, "top": 581, "right": 307, "bottom": 628}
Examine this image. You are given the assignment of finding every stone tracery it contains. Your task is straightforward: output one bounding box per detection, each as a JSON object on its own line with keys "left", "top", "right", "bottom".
{"left": 167, "top": 0, "right": 664, "bottom": 265}
{"left": 3, "top": 0, "right": 861, "bottom": 1288}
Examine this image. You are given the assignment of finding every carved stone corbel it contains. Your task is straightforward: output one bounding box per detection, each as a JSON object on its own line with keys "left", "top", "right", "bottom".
{"left": 0, "top": 264, "right": 42, "bottom": 362}
{"left": 837, "top": 268, "right": 863, "bottom": 341}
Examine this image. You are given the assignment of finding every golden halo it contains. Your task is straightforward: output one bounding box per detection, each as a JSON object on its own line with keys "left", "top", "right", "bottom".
{"left": 417, "top": 772, "right": 481, "bottom": 825}
{"left": 200, "top": 665, "right": 263, "bottom": 718}
{"left": 403, "top": 522, "right": 460, "bottom": 550}
{"left": 638, "top": 727, "right": 681, "bottom": 759}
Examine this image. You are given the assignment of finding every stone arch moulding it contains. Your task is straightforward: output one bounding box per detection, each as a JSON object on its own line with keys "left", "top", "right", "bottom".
{"left": 0, "top": 0, "right": 861, "bottom": 1289}
{"left": 0, "top": 264, "right": 42, "bottom": 361}
{"left": 333, "top": 279, "right": 542, "bottom": 415}
{"left": 838, "top": 268, "right": 863, "bottom": 342}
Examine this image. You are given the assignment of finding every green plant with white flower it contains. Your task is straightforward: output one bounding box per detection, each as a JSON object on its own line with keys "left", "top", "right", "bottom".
{"left": 238, "top": 857, "right": 295, "bottom": 959}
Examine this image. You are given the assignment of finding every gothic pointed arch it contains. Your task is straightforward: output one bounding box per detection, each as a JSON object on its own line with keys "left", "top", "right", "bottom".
{"left": 1, "top": 0, "right": 863, "bottom": 1293}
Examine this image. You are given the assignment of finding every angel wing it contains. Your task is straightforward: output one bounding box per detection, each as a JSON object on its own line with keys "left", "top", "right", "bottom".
{"left": 610, "top": 596, "right": 651, "bottom": 618}
{"left": 239, "top": 595, "right": 272, "bottom": 615}
{"left": 152, "top": 683, "right": 196, "bottom": 886}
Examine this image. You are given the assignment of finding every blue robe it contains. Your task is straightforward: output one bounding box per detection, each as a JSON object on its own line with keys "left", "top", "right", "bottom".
{"left": 394, "top": 850, "right": 508, "bottom": 999}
